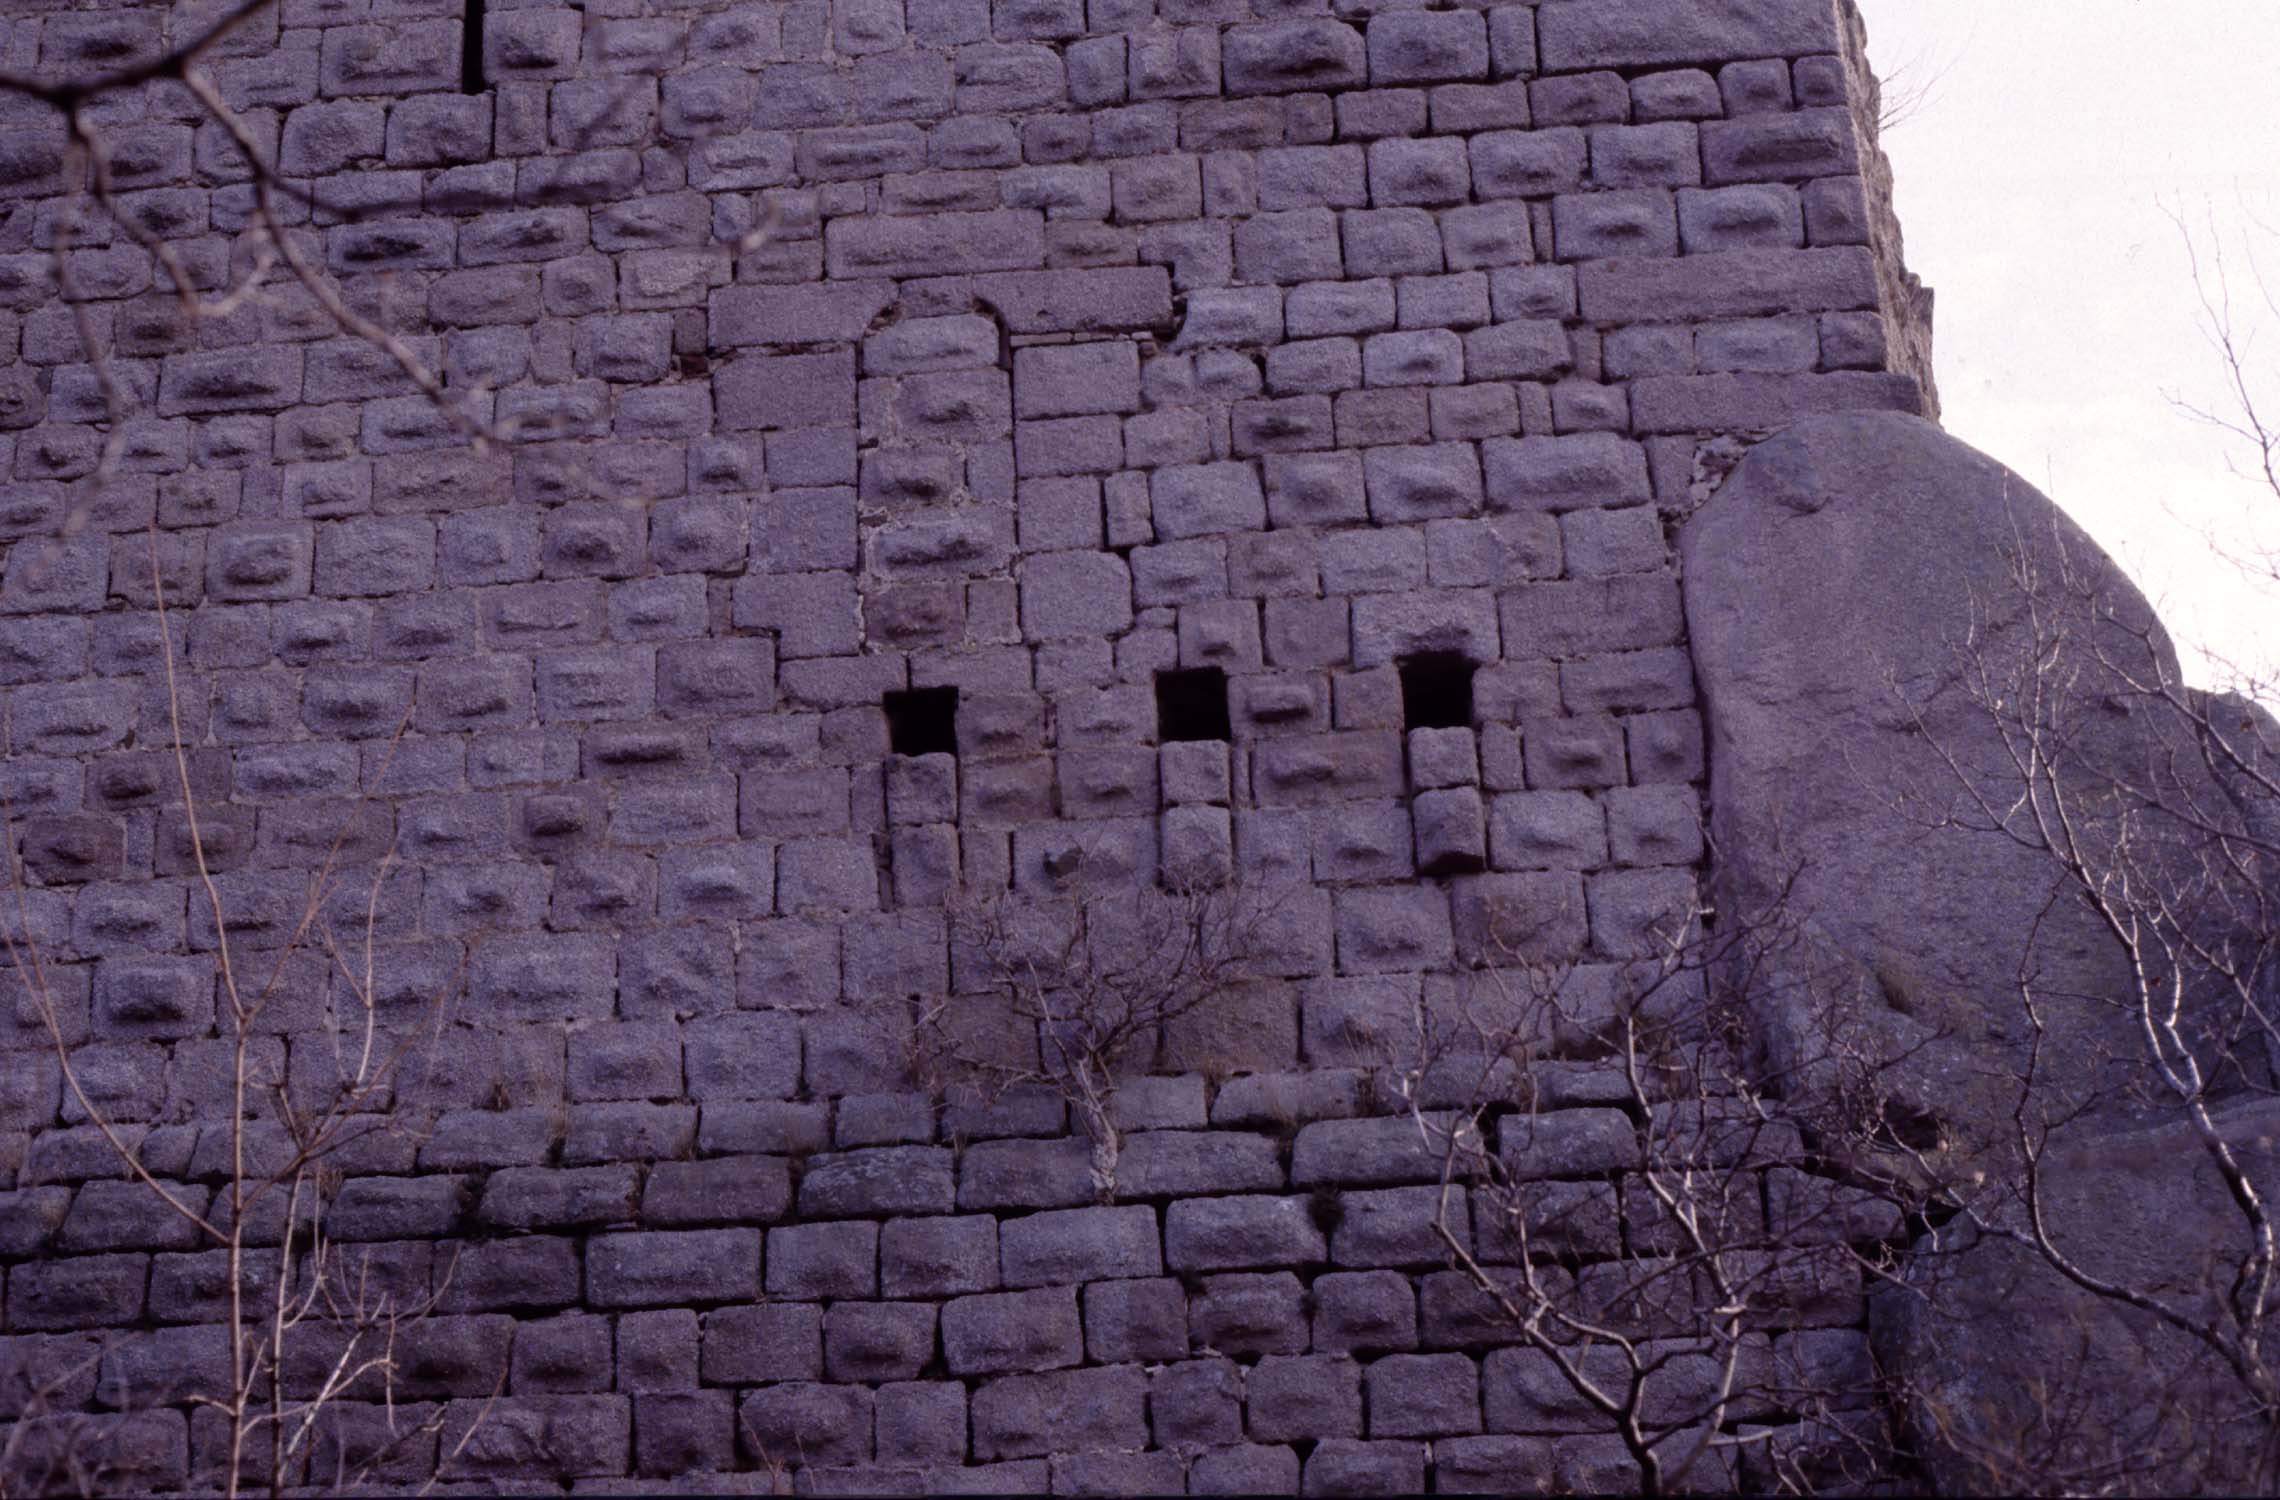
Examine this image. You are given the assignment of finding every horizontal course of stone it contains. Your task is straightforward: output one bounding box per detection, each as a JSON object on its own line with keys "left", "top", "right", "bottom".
{"left": 5, "top": 1067, "right": 1889, "bottom": 1491}
{"left": 0, "top": 0, "right": 1927, "bottom": 1489}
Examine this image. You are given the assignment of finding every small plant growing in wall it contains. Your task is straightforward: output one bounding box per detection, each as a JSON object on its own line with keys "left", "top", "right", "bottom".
{"left": 1, "top": 565, "right": 486, "bottom": 1498}
{"left": 1396, "top": 878, "right": 1927, "bottom": 1496}
{"left": 918, "top": 875, "right": 1260, "bottom": 1204}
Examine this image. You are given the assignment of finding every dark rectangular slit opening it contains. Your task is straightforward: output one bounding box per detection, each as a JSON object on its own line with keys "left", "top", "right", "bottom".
{"left": 1156, "top": 668, "right": 1231, "bottom": 743}
{"left": 460, "top": 0, "right": 487, "bottom": 93}
{"left": 885, "top": 687, "right": 959, "bottom": 758}
{"left": 1399, "top": 653, "right": 1475, "bottom": 731}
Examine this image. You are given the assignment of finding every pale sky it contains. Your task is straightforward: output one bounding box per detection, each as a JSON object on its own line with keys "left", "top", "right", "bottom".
{"left": 1858, "top": 0, "right": 2280, "bottom": 691}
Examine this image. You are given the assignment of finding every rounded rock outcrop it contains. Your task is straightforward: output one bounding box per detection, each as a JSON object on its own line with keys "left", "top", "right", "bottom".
{"left": 1687, "top": 410, "right": 2280, "bottom": 1492}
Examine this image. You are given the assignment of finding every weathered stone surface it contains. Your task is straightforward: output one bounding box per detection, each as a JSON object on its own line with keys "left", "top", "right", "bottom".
{"left": 1537, "top": 0, "right": 1840, "bottom": 71}
{"left": 998, "top": 1205, "right": 1161, "bottom": 1287}
{"left": 0, "top": 1, "right": 1964, "bottom": 1488}
{"left": 1875, "top": 1101, "right": 2280, "bottom": 1494}
{"left": 1691, "top": 410, "right": 2280, "bottom": 1493}
{"left": 1164, "top": 1196, "right": 1327, "bottom": 1271}
{"left": 1686, "top": 412, "right": 2227, "bottom": 1138}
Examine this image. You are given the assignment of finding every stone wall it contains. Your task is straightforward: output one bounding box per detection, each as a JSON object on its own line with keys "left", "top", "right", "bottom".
{"left": 0, "top": 0, "right": 1930, "bottom": 1490}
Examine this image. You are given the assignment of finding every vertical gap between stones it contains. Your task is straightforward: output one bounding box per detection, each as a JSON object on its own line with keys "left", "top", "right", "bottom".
{"left": 1398, "top": 653, "right": 1476, "bottom": 732}
{"left": 459, "top": 0, "right": 487, "bottom": 94}
{"left": 1155, "top": 668, "right": 1231, "bottom": 743}
{"left": 885, "top": 687, "right": 959, "bottom": 758}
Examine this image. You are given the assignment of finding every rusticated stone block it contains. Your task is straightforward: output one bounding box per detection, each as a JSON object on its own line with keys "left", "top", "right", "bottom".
{"left": 959, "top": 1136, "right": 1096, "bottom": 1211}
{"left": 826, "top": 1302, "right": 937, "bottom": 1383}
{"left": 2, "top": 1411, "right": 184, "bottom": 1494}
{"left": 1190, "top": 1271, "right": 1309, "bottom": 1357}
{"left": 7, "top": 1253, "right": 148, "bottom": 1330}
{"left": 798, "top": 1146, "right": 957, "bottom": 1217}
{"left": 1500, "top": 1109, "right": 1642, "bottom": 1179}
{"left": 767, "top": 1220, "right": 878, "bottom": 1301}
{"left": 641, "top": 1156, "right": 794, "bottom": 1227}
{"left": 1224, "top": 21, "right": 1366, "bottom": 96}
{"left": 1368, "top": 1352, "right": 1483, "bottom": 1437}
{"left": 633, "top": 1390, "right": 735, "bottom": 1479}
{"left": 1193, "top": 1443, "right": 1302, "bottom": 1492}
{"left": 1334, "top": 1185, "right": 1474, "bottom": 1268}
{"left": 999, "top": 1204, "right": 1162, "bottom": 1288}
{"left": 1165, "top": 1196, "right": 1327, "bottom": 1271}
{"left": 477, "top": 1166, "right": 640, "bottom": 1232}
{"left": 970, "top": 1364, "right": 1148, "bottom": 1462}
{"left": 1314, "top": 1270, "right": 1420, "bottom": 1356}
{"left": 436, "top": 1394, "right": 631, "bottom": 1482}
{"left": 1250, "top": 1354, "right": 1363, "bottom": 1440}
{"left": 1305, "top": 1438, "right": 1429, "bottom": 1495}
{"left": 882, "top": 1214, "right": 1001, "bottom": 1298}
{"left": 738, "top": 1383, "right": 874, "bottom": 1469}
{"left": 1080, "top": 1277, "right": 1190, "bottom": 1365}
{"left": 588, "top": 1228, "right": 761, "bottom": 1309}
{"left": 703, "top": 1303, "right": 823, "bottom": 1386}
{"left": 616, "top": 1308, "right": 700, "bottom": 1395}
{"left": 942, "top": 1287, "right": 1084, "bottom": 1376}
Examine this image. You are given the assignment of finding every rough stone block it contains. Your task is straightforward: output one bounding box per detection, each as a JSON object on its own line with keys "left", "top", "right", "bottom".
{"left": 876, "top": 1380, "right": 967, "bottom": 1465}
{"left": 1012, "top": 341, "right": 1143, "bottom": 421}
{"left": 766, "top": 1220, "right": 878, "bottom": 1300}
{"left": 1350, "top": 589, "right": 1498, "bottom": 671}
{"left": 738, "top": 1383, "right": 874, "bottom": 1469}
{"left": 1436, "top": 1434, "right": 1559, "bottom": 1493}
{"left": 1191, "top": 1272, "right": 1309, "bottom": 1357}
{"left": 1250, "top": 1354, "right": 1363, "bottom": 1440}
{"left": 1449, "top": 871, "right": 1592, "bottom": 965}
{"left": 1535, "top": 0, "right": 1837, "bottom": 70}
{"left": 1678, "top": 183, "right": 1806, "bottom": 255}
{"left": 826, "top": 1301, "right": 937, "bottom": 1383}
{"left": 703, "top": 1302, "right": 823, "bottom": 1386}
{"left": 1119, "top": 1129, "right": 1284, "bottom": 1197}
{"left": 1314, "top": 1270, "right": 1420, "bottom": 1356}
{"left": 1082, "top": 1277, "right": 1190, "bottom": 1364}
{"left": 1585, "top": 867, "right": 1700, "bottom": 958}
{"left": 971, "top": 1364, "right": 1148, "bottom": 1462}
{"left": 1152, "top": 461, "right": 1268, "bottom": 540}
{"left": 1604, "top": 784, "right": 1705, "bottom": 866}
{"left": 1192, "top": 1442, "right": 1302, "bottom": 1492}
{"left": 1366, "top": 1351, "right": 1485, "bottom": 1437}
{"left": 1369, "top": 12, "right": 1489, "bottom": 85}
{"left": 1500, "top": 1109, "right": 1642, "bottom": 1179}
{"left": 1702, "top": 109, "right": 1857, "bottom": 186}
{"left": 1000, "top": 1204, "right": 1163, "bottom": 1287}
{"left": 1575, "top": 246, "right": 1878, "bottom": 323}
{"left": 1020, "top": 551, "right": 1134, "bottom": 640}
{"left": 716, "top": 350, "right": 856, "bottom": 433}
{"left": 1224, "top": 20, "right": 1366, "bottom": 96}
{"left": 604, "top": 1307, "right": 696, "bottom": 1398}
{"left": 1415, "top": 786, "right": 1488, "bottom": 873}
{"left": 1490, "top": 791, "right": 1608, "bottom": 871}
{"left": 1362, "top": 443, "right": 1481, "bottom": 523}
{"left": 1333, "top": 885, "right": 1455, "bottom": 973}
{"left": 1304, "top": 1438, "right": 1429, "bottom": 1495}
{"left": 1470, "top": 127, "right": 1587, "bottom": 200}
{"left": 799, "top": 1146, "right": 957, "bottom": 1217}
{"left": 7, "top": 1252, "right": 148, "bottom": 1329}
{"left": 632, "top": 1390, "right": 734, "bottom": 1479}
{"left": 828, "top": 209, "right": 1046, "bottom": 278}
{"left": 881, "top": 1214, "right": 1001, "bottom": 1298}
{"left": 941, "top": 1287, "right": 1085, "bottom": 1376}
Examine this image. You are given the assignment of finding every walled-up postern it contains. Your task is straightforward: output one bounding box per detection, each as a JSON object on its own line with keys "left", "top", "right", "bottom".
{"left": 0, "top": 0, "right": 1931, "bottom": 1491}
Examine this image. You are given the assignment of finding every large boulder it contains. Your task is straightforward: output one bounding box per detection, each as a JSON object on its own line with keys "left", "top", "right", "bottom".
{"left": 1871, "top": 1096, "right": 2280, "bottom": 1495}
{"left": 1684, "top": 410, "right": 2265, "bottom": 1145}
{"left": 1684, "top": 410, "right": 2280, "bottom": 1490}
